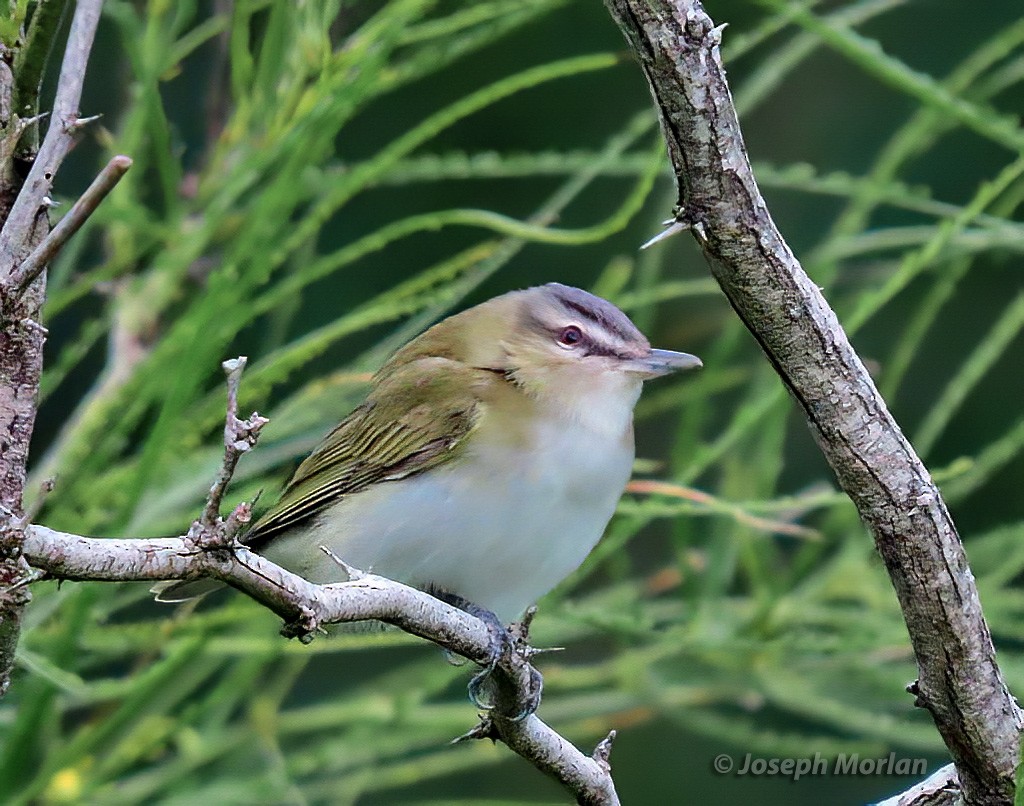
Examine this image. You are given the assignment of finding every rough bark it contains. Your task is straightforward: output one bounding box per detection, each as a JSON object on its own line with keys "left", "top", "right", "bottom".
{"left": 604, "top": 1, "right": 1022, "bottom": 804}
{"left": 0, "top": 42, "right": 48, "bottom": 702}
{"left": 0, "top": 0, "right": 104, "bottom": 695}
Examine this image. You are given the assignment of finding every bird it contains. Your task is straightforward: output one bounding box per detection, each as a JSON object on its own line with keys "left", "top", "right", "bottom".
{"left": 155, "top": 283, "right": 701, "bottom": 627}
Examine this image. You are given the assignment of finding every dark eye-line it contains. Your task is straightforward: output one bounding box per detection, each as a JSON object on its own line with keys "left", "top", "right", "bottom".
{"left": 558, "top": 325, "right": 583, "bottom": 346}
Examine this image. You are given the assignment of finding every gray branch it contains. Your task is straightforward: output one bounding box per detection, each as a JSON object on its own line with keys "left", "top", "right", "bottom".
{"left": 6, "top": 155, "right": 132, "bottom": 298}
{"left": 877, "top": 764, "right": 960, "bottom": 806}
{"left": 604, "top": 1, "right": 1021, "bottom": 804}
{"left": 195, "top": 356, "right": 269, "bottom": 537}
{"left": 0, "top": 0, "right": 104, "bottom": 282}
{"left": 21, "top": 527, "right": 620, "bottom": 804}
{"left": 0, "top": 0, "right": 109, "bottom": 697}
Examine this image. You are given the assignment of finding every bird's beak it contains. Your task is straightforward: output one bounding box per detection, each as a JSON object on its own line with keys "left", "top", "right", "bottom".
{"left": 622, "top": 348, "right": 703, "bottom": 379}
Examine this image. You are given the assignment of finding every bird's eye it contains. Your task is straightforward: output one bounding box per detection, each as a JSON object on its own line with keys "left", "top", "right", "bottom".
{"left": 559, "top": 325, "right": 583, "bottom": 347}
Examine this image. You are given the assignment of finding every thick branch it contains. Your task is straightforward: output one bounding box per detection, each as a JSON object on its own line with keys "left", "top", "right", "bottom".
{"left": 605, "top": 2, "right": 1021, "bottom": 804}
{"left": 0, "top": 0, "right": 105, "bottom": 698}
{"left": 877, "top": 764, "right": 960, "bottom": 806}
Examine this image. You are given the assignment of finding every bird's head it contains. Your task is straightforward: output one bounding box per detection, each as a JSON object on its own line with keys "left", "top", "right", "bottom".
{"left": 383, "top": 283, "right": 701, "bottom": 429}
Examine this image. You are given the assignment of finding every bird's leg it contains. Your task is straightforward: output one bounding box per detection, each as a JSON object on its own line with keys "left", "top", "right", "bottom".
{"left": 429, "top": 590, "right": 543, "bottom": 720}
{"left": 430, "top": 590, "right": 511, "bottom": 708}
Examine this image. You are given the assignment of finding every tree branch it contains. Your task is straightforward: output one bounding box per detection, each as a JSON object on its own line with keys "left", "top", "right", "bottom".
{"left": 6, "top": 155, "right": 132, "bottom": 298}
{"left": 23, "top": 524, "right": 620, "bottom": 803}
{"left": 0, "top": 0, "right": 103, "bottom": 282}
{"left": 194, "top": 356, "right": 269, "bottom": 536}
{"left": 604, "top": 1, "right": 1021, "bottom": 804}
{"left": 0, "top": 0, "right": 107, "bottom": 698}
{"left": 20, "top": 356, "right": 621, "bottom": 806}
{"left": 877, "top": 764, "right": 960, "bottom": 806}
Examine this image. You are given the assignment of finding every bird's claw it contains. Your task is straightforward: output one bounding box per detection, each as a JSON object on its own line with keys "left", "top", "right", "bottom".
{"left": 465, "top": 612, "right": 543, "bottom": 721}
{"left": 467, "top": 664, "right": 497, "bottom": 711}
{"left": 429, "top": 593, "right": 545, "bottom": 720}
{"left": 466, "top": 613, "right": 514, "bottom": 711}
{"left": 510, "top": 664, "right": 544, "bottom": 721}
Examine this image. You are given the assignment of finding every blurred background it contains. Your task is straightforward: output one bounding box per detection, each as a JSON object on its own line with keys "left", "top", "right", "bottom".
{"left": 3, "top": 0, "right": 1023, "bottom": 803}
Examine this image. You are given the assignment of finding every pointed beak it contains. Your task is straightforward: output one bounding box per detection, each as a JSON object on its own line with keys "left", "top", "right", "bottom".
{"left": 622, "top": 348, "right": 703, "bottom": 379}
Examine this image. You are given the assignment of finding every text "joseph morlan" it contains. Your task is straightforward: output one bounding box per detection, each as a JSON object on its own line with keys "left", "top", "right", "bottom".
{"left": 735, "top": 752, "right": 927, "bottom": 779}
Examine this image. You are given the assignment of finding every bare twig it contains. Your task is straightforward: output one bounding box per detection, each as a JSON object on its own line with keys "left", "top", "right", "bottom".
{"left": 196, "top": 356, "right": 268, "bottom": 535}
{"left": 876, "top": 764, "right": 959, "bottom": 806}
{"left": 22, "top": 524, "right": 620, "bottom": 801}
{"left": 604, "top": 1, "right": 1022, "bottom": 803}
{"left": 0, "top": 0, "right": 104, "bottom": 283}
{"left": 11, "top": 0, "right": 69, "bottom": 134}
{"left": 6, "top": 155, "right": 132, "bottom": 298}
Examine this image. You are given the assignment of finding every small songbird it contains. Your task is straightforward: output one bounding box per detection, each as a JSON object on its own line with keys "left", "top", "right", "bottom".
{"left": 156, "top": 284, "right": 700, "bottom": 623}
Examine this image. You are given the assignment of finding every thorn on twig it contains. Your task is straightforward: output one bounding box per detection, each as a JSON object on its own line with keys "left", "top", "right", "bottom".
{"left": 691, "top": 220, "right": 708, "bottom": 244}
{"left": 18, "top": 111, "right": 50, "bottom": 133}
{"left": 640, "top": 218, "right": 690, "bottom": 250}
{"left": 521, "top": 645, "right": 564, "bottom": 659}
{"left": 451, "top": 715, "right": 499, "bottom": 744}
{"left": 66, "top": 113, "right": 103, "bottom": 133}
{"left": 19, "top": 317, "right": 48, "bottom": 336}
{"left": 706, "top": 22, "right": 728, "bottom": 46}
{"left": 592, "top": 730, "right": 617, "bottom": 772}
{"left": 319, "top": 545, "right": 366, "bottom": 579}
{"left": 10, "top": 567, "right": 46, "bottom": 590}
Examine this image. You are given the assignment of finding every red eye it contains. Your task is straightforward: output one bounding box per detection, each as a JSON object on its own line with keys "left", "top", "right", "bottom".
{"left": 559, "top": 325, "right": 583, "bottom": 346}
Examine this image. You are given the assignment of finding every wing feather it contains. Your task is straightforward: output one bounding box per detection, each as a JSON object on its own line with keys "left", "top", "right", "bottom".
{"left": 245, "top": 358, "right": 491, "bottom": 548}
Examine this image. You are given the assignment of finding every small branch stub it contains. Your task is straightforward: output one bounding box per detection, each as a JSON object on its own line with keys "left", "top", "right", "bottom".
{"left": 197, "top": 356, "right": 268, "bottom": 534}
{"left": 593, "top": 730, "right": 616, "bottom": 772}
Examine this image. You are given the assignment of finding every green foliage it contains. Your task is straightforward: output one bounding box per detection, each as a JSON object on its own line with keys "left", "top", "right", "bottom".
{"left": 0, "top": 0, "right": 31, "bottom": 48}
{"left": 4, "top": 0, "right": 1024, "bottom": 803}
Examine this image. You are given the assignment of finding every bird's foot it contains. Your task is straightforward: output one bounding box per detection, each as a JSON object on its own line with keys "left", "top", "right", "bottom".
{"left": 467, "top": 606, "right": 545, "bottom": 721}
{"left": 431, "top": 592, "right": 544, "bottom": 721}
